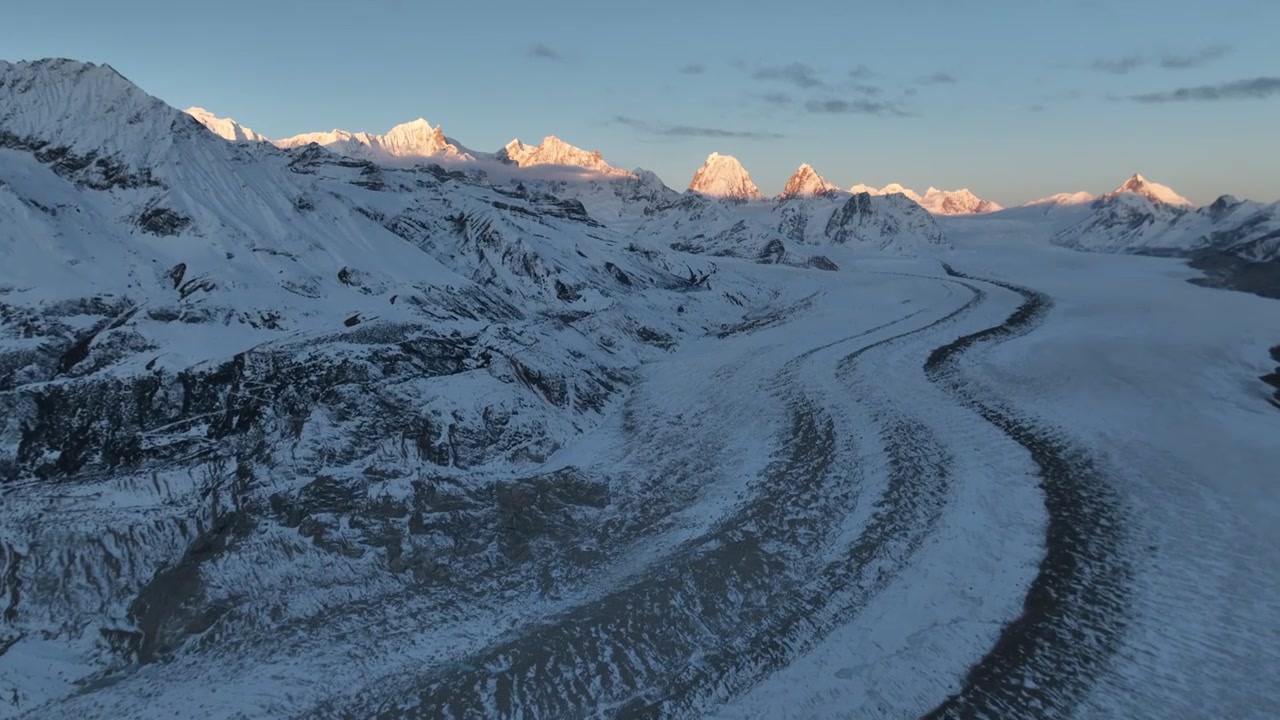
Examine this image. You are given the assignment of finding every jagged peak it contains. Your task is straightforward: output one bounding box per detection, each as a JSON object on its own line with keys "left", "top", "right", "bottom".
{"left": 497, "top": 135, "right": 628, "bottom": 177}
{"left": 919, "top": 187, "right": 1002, "bottom": 215}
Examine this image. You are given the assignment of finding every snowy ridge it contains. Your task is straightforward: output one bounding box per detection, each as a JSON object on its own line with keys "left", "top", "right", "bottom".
{"left": 496, "top": 135, "right": 630, "bottom": 177}
{"left": 273, "top": 117, "right": 473, "bottom": 164}
{"left": 1024, "top": 191, "right": 1096, "bottom": 208}
{"left": 919, "top": 187, "right": 1003, "bottom": 215}
{"left": 1054, "top": 187, "right": 1280, "bottom": 261}
{"left": 184, "top": 107, "right": 267, "bottom": 143}
{"left": 849, "top": 182, "right": 923, "bottom": 203}
{"left": 845, "top": 182, "right": 1000, "bottom": 215}
{"left": 634, "top": 186, "right": 947, "bottom": 258}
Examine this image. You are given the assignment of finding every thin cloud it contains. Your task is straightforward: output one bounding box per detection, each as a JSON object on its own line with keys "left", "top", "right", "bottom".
{"left": 757, "top": 92, "right": 793, "bottom": 106}
{"left": 805, "top": 98, "right": 910, "bottom": 117}
{"left": 679, "top": 62, "right": 705, "bottom": 75}
{"left": 752, "top": 63, "right": 825, "bottom": 89}
{"left": 1029, "top": 104, "right": 1047, "bottom": 113}
{"left": 613, "top": 115, "right": 784, "bottom": 140}
{"left": 916, "top": 72, "right": 958, "bottom": 85}
{"left": 1092, "top": 55, "right": 1145, "bottom": 75}
{"left": 1160, "top": 44, "right": 1232, "bottom": 69}
{"left": 528, "top": 44, "right": 563, "bottom": 61}
{"left": 848, "top": 82, "right": 883, "bottom": 96}
{"left": 1092, "top": 44, "right": 1233, "bottom": 74}
{"left": 1127, "top": 76, "right": 1280, "bottom": 103}
{"left": 848, "top": 65, "right": 876, "bottom": 80}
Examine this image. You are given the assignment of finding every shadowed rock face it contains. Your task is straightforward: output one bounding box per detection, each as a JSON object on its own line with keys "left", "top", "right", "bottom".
{"left": 1263, "top": 345, "right": 1280, "bottom": 408}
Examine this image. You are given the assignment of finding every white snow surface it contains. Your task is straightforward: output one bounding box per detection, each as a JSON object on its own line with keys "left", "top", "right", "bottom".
{"left": 2, "top": 57, "right": 1278, "bottom": 720}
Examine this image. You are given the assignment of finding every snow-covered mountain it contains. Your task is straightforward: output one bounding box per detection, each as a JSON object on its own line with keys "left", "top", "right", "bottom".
{"left": 0, "top": 59, "right": 819, "bottom": 714}
{"left": 779, "top": 163, "right": 838, "bottom": 199}
{"left": 1055, "top": 184, "right": 1280, "bottom": 262}
{"left": 687, "top": 152, "right": 764, "bottom": 201}
{"left": 184, "top": 106, "right": 267, "bottom": 143}
{"left": 495, "top": 135, "right": 630, "bottom": 177}
{"left": 919, "top": 187, "right": 1003, "bottom": 215}
{"left": 849, "top": 183, "right": 923, "bottom": 203}
{"left": 272, "top": 117, "right": 473, "bottom": 164}
{"left": 845, "top": 183, "right": 1000, "bottom": 215}
{"left": 1103, "top": 173, "right": 1192, "bottom": 208}
{"left": 633, "top": 186, "right": 947, "bottom": 258}
{"left": 1024, "top": 191, "right": 1097, "bottom": 208}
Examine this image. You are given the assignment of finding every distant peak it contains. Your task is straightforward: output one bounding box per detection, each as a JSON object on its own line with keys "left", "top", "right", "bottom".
{"left": 183, "top": 106, "right": 268, "bottom": 144}
{"left": 780, "top": 163, "right": 837, "bottom": 199}
{"left": 1108, "top": 173, "right": 1191, "bottom": 207}
{"left": 496, "top": 134, "right": 629, "bottom": 177}
{"left": 688, "top": 152, "right": 763, "bottom": 200}
{"left": 919, "top": 186, "right": 1002, "bottom": 215}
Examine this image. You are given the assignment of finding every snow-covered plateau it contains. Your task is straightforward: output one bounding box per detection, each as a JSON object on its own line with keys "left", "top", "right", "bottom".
{"left": 1, "top": 59, "right": 1278, "bottom": 719}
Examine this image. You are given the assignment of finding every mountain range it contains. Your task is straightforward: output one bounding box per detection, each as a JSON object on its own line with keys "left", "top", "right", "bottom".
{"left": 185, "top": 107, "right": 1006, "bottom": 216}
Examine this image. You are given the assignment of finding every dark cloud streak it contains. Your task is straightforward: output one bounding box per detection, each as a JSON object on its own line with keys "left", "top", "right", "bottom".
{"left": 752, "top": 63, "right": 825, "bottom": 89}
{"left": 1127, "top": 76, "right": 1280, "bottom": 103}
{"left": 804, "top": 98, "right": 910, "bottom": 117}
{"left": 1160, "top": 44, "right": 1232, "bottom": 69}
{"left": 679, "top": 62, "right": 705, "bottom": 75}
{"left": 528, "top": 44, "right": 563, "bottom": 61}
{"left": 758, "top": 92, "right": 793, "bottom": 106}
{"left": 1092, "top": 55, "right": 1144, "bottom": 75}
{"left": 1092, "top": 44, "right": 1233, "bottom": 74}
{"left": 916, "top": 72, "right": 958, "bottom": 85}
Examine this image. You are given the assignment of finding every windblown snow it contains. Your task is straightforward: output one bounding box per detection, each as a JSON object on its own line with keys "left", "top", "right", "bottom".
{"left": 2, "top": 57, "right": 1278, "bottom": 720}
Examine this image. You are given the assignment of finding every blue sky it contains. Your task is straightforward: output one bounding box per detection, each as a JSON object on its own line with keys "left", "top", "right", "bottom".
{"left": 4, "top": 0, "right": 1279, "bottom": 204}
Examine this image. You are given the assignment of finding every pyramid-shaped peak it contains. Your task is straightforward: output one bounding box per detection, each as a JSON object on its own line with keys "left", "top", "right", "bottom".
{"left": 689, "top": 153, "right": 763, "bottom": 201}
{"left": 0, "top": 58, "right": 182, "bottom": 163}
{"left": 780, "top": 163, "right": 838, "bottom": 199}
{"left": 1108, "top": 173, "right": 1191, "bottom": 207}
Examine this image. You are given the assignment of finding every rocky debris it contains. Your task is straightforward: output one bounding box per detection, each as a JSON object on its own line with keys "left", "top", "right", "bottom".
{"left": 136, "top": 204, "right": 191, "bottom": 235}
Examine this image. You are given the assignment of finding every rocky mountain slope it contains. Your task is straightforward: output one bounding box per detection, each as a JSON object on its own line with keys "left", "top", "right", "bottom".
{"left": 0, "top": 58, "right": 957, "bottom": 715}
